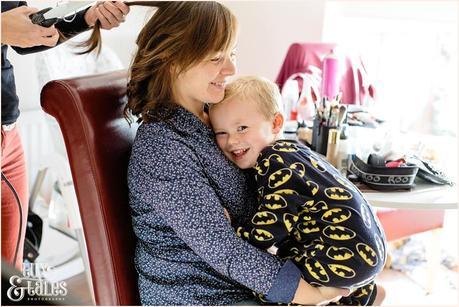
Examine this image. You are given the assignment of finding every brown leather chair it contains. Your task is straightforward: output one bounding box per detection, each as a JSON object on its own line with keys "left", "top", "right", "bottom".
{"left": 40, "top": 70, "right": 140, "bottom": 305}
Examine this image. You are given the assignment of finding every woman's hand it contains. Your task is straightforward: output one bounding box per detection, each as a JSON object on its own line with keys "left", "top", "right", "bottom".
{"left": 84, "top": 1, "right": 130, "bottom": 29}
{"left": 292, "top": 278, "right": 351, "bottom": 305}
{"left": 1, "top": 6, "right": 59, "bottom": 47}
{"left": 223, "top": 208, "right": 231, "bottom": 223}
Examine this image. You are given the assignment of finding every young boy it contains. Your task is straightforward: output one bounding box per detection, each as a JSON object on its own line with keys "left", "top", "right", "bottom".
{"left": 209, "top": 76, "right": 387, "bottom": 305}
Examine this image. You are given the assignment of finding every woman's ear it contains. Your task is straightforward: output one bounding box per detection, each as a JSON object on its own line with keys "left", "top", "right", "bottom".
{"left": 272, "top": 112, "right": 284, "bottom": 134}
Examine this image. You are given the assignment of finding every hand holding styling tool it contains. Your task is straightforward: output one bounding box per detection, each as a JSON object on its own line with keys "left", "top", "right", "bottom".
{"left": 30, "top": 1, "right": 93, "bottom": 27}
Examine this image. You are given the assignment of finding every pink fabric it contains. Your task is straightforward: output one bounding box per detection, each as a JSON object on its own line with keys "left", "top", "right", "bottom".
{"left": 275, "top": 43, "right": 376, "bottom": 105}
{"left": 1, "top": 126, "right": 29, "bottom": 270}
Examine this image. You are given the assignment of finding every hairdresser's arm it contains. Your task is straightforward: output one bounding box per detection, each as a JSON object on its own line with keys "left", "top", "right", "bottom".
{"left": 84, "top": 1, "right": 130, "bottom": 29}
{"left": 130, "top": 136, "right": 347, "bottom": 305}
{"left": 12, "top": 1, "right": 128, "bottom": 55}
{"left": 1, "top": 6, "right": 59, "bottom": 48}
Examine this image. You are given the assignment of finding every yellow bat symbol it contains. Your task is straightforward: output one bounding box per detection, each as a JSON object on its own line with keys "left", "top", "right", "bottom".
{"left": 264, "top": 193, "right": 288, "bottom": 210}
{"left": 324, "top": 187, "right": 353, "bottom": 200}
{"left": 321, "top": 208, "right": 351, "bottom": 223}
{"left": 323, "top": 225, "right": 356, "bottom": 241}
{"left": 298, "top": 220, "right": 320, "bottom": 234}
{"left": 306, "top": 181, "right": 319, "bottom": 196}
{"left": 268, "top": 168, "right": 293, "bottom": 188}
{"left": 273, "top": 141, "right": 299, "bottom": 152}
{"left": 251, "top": 211, "right": 278, "bottom": 225}
{"left": 283, "top": 213, "right": 299, "bottom": 232}
{"left": 328, "top": 264, "right": 356, "bottom": 278}
{"left": 326, "top": 246, "right": 354, "bottom": 261}
{"left": 289, "top": 162, "right": 306, "bottom": 177}
{"left": 309, "top": 201, "right": 328, "bottom": 213}
{"left": 309, "top": 156, "right": 326, "bottom": 172}
{"left": 251, "top": 229, "right": 274, "bottom": 241}
{"left": 356, "top": 243, "right": 378, "bottom": 267}
{"left": 305, "top": 259, "right": 330, "bottom": 282}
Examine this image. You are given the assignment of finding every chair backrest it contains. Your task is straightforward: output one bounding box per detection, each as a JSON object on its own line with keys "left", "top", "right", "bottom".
{"left": 40, "top": 70, "right": 140, "bottom": 305}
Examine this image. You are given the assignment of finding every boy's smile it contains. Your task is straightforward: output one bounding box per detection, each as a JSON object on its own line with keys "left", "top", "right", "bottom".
{"left": 209, "top": 96, "right": 280, "bottom": 169}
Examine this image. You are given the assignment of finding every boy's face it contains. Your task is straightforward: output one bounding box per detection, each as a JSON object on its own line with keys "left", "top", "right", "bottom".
{"left": 210, "top": 96, "right": 279, "bottom": 169}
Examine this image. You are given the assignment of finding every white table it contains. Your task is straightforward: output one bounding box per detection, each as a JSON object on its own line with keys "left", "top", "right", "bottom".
{"left": 363, "top": 183, "right": 458, "bottom": 210}
{"left": 362, "top": 183, "right": 457, "bottom": 294}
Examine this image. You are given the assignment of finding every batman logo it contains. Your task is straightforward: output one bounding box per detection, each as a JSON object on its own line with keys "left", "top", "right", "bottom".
{"left": 252, "top": 211, "right": 278, "bottom": 226}
{"left": 323, "top": 225, "right": 356, "bottom": 241}
{"left": 236, "top": 227, "right": 249, "bottom": 239}
{"left": 264, "top": 193, "right": 288, "bottom": 210}
{"left": 328, "top": 264, "right": 356, "bottom": 278}
{"left": 305, "top": 259, "right": 330, "bottom": 283}
{"left": 374, "top": 234, "right": 386, "bottom": 262}
{"left": 299, "top": 214, "right": 312, "bottom": 222}
{"left": 289, "top": 162, "right": 306, "bottom": 177}
{"left": 309, "top": 201, "right": 328, "bottom": 213}
{"left": 321, "top": 208, "right": 351, "bottom": 224}
{"left": 360, "top": 203, "right": 372, "bottom": 228}
{"left": 333, "top": 174, "right": 357, "bottom": 192}
{"left": 356, "top": 243, "right": 378, "bottom": 267}
{"left": 298, "top": 220, "right": 320, "bottom": 234}
{"left": 306, "top": 181, "right": 319, "bottom": 196}
{"left": 257, "top": 186, "right": 264, "bottom": 197}
{"left": 293, "top": 229, "right": 302, "bottom": 242}
{"left": 324, "top": 187, "right": 353, "bottom": 200}
{"left": 283, "top": 213, "right": 299, "bottom": 232}
{"left": 254, "top": 158, "right": 270, "bottom": 176}
{"left": 268, "top": 168, "right": 292, "bottom": 188}
{"left": 273, "top": 189, "right": 299, "bottom": 196}
{"left": 354, "top": 287, "right": 369, "bottom": 299}
{"left": 251, "top": 228, "right": 274, "bottom": 242}
{"left": 294, "top": 254, "right": 304, "bottom": 263}
{"left": 272, "top": 141, "right": 299, "bottom": 152}
{"left": 289, "top": 246, "right": 300, "bottom": 255}
{"left": 326, "top": 246, "right": 354, "bottom": 261}
{"left": 302, "top": 200, "right": 315, "bottom": 208}
{"left": 255, "top": 154, "right": 283, "bottom": 176}
{"left": 308, "top": 156, "right": 326, "bottom": 172}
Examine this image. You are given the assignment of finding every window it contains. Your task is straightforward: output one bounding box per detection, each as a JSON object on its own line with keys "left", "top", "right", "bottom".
{"left": 323, "top": 0, "right": 457, "bottom": 177}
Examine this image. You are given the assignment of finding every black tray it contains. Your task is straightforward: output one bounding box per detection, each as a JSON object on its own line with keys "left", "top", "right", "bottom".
{"left": 349, "top": 155, "right": 419, "bottom": 190}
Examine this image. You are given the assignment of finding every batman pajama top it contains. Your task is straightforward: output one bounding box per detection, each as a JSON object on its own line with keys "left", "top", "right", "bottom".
{"left": 236, "top": 140, "right": 387, "bottom": 305}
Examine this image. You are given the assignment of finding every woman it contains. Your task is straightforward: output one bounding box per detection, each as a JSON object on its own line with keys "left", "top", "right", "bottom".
{"left": 88, "top": 2, "right": 349, "bottom": 305}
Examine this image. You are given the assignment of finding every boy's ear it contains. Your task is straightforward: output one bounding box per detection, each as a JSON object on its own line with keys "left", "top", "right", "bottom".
{"left": 272, "top": 112, "right": 284, "bottom": 134}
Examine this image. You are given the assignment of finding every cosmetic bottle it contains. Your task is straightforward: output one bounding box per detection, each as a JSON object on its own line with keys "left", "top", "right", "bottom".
{"left": 326, "top": 129, "right": 340, "bottom": 167}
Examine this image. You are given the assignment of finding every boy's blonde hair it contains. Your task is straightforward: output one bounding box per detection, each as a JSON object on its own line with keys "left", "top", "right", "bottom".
{"left": 220, "top": 76, "right": 284, "bottom": 119}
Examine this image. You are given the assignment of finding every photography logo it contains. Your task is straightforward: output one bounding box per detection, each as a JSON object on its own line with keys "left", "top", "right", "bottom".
{"left": 6, "top": 263, "right": 68, "bottom": 302}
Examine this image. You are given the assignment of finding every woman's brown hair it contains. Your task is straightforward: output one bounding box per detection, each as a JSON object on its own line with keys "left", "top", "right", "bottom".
{"left": 80, "top": 1, "right": 237, "bottom": 123}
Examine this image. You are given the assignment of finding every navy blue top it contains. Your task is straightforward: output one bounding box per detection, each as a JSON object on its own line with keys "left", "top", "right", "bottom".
{"left": 127, "top": 106, "right": 302, "bottom": 305}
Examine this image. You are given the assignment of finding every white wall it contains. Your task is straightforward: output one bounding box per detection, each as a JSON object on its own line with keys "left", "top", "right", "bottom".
{"left": 224, "top": 0, "right": 326, "bottom": 80}
{"left": 9, "top": 0, "right": 325, "bottom": 111}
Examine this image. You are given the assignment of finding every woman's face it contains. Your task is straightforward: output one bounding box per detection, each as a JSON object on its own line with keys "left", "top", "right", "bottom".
{"left": 173, "top": 48, "right": 237, "bottom": 111}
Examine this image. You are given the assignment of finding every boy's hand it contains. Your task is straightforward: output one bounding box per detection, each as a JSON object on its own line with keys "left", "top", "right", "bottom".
{"left": 292, "top": 279, "right": 351, "bottom": 305}
{"left": 316, "top": 285, "right": 352, "bottom": 305}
